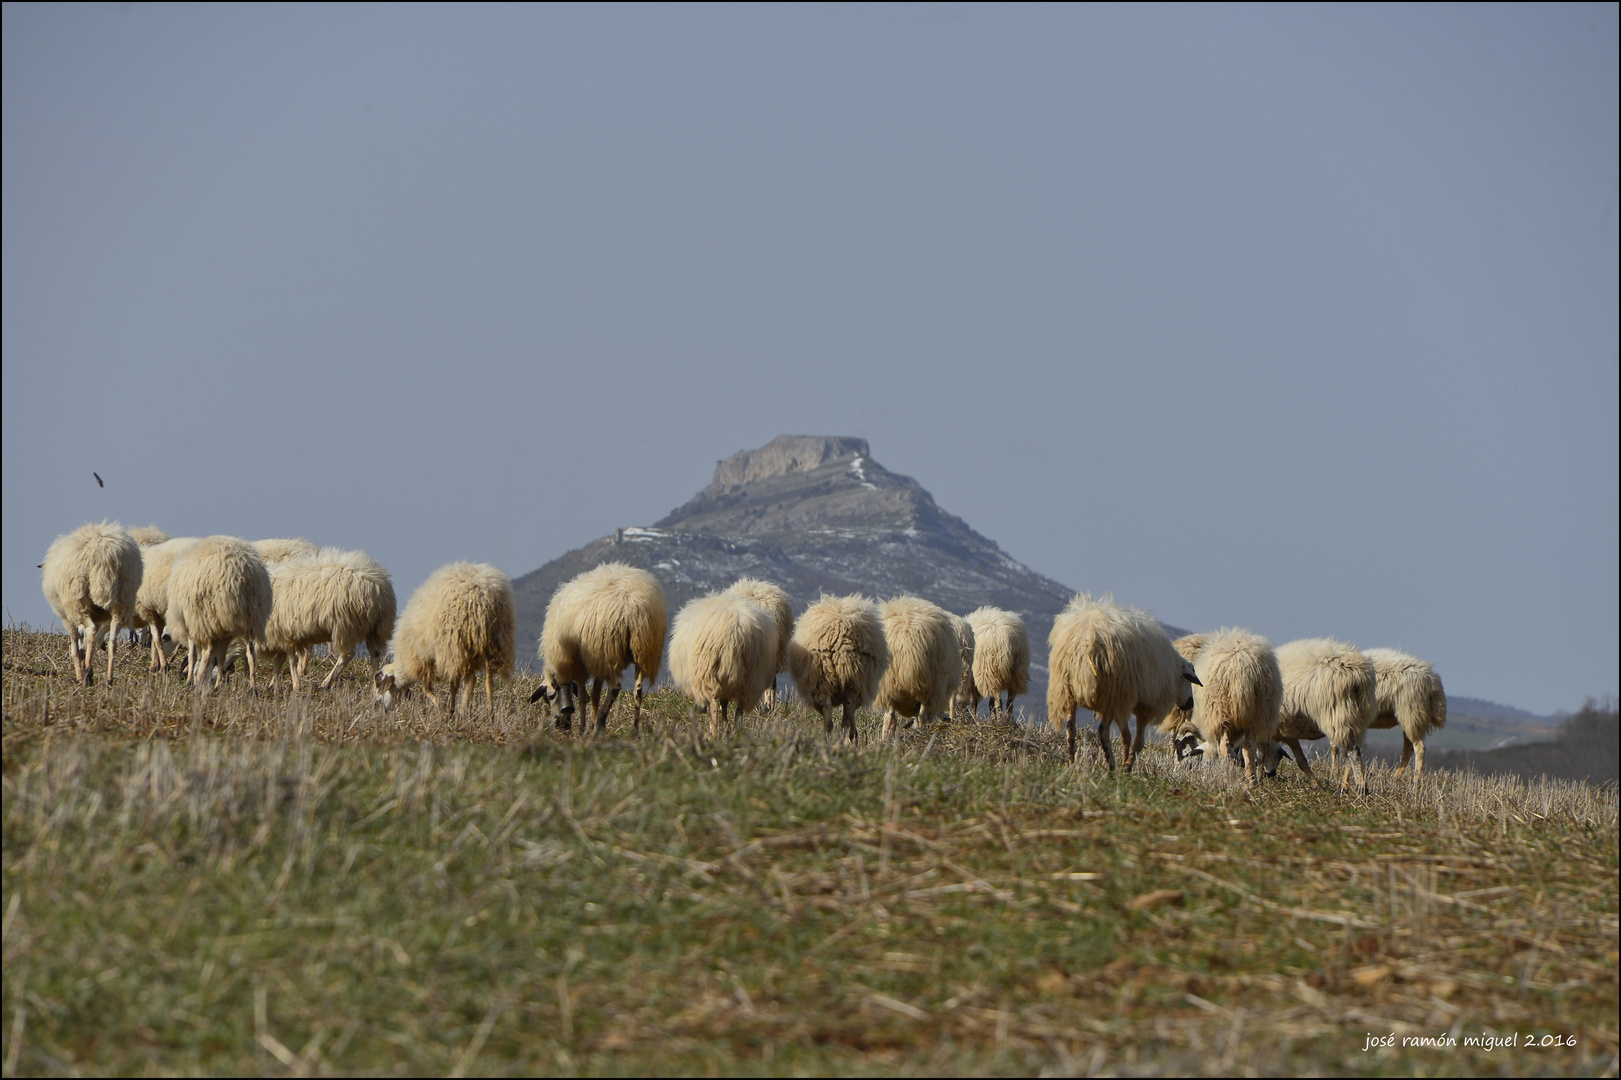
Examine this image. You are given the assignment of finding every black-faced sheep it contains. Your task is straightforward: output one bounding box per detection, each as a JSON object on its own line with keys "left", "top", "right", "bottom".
{"left": 40, "top": 521, "right": 143, "bottom": 685}
{"left": 722, "top": 577, "right": 794, "bottom": 708}
{"left": 947, "top": 613, "right": 976, "bottom": 720}
{"left": 669, "top": 592, "right": 779, "bottom": 736}
{"left": 167, "top": 536, "right": 272, "bottom": 692}
{"left": 966, "top": 606, "right": 1030, "bottom": 720}
{"left": 787, "top": 594, "right": 889, "bottom": 741}
{"left": 530, "top": 562, "right": 667, "bottom": 735}
{"left": 874, "top": 596, "right": 960, "bottom": 737}
{"left": 1363, "top": 647, "right": 1447, "bottom": 780}
{"left": 1047, "top": 593, "right": 1199, "bottom": 769}
{"left": 374, "top": 562, "right": 515, "bottom": 718}
{"left": 263, "top": 548, "right": 397, "bottom": 691}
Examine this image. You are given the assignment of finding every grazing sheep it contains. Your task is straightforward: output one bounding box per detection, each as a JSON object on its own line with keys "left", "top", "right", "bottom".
{"left": 669, "top": 592, "right": 778, "bottom": 736}
{"left": 132, "top": 536, "right": 201, "bottom": 671}
{"left": 874, "top": 596, "right": 959, "bottom": 737}
{"left": 1363, "top": 647, "right": 1447, "bottom": 780}
{"left": 787, "top": 594, "right": 889, "bottom": 741}
{"left": 40, "top": 521, "right": 143, "bottom": 685}
{"left": 1047, "top": 593, "right": 1199, "bottom": 769}
{"left": 947, "top": 613, "right": 976, "bottom": 719}
{"left": 1273, "top": 638, "right": 1377, "bottom": 793}
{"left": 529, "top": 562, "right": 667, "bottom": 735}
{"left": 723, "top": 577, "right": 794, "bottom": 708}
{"left": 374, "top": 562, "right": 515, "bottom": 717}
{"left": 966, "top": 606, "right": 1030, "bottom": 721}
{"left": 262, "top": 548, "right": 396, "bottom": 691}
{"left": 254, "top": 538, "right": 319, "bottom": 566}
{"left": 1180, "top": 628, "right": 1282, "bottom": 785}
{"left": 167, "top": 536, "right": 272, "bottom": 692}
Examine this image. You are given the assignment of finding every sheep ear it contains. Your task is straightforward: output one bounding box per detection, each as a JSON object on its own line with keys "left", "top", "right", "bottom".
{"left": 1182, "top": 670, "right": 1202, "bottom": 685}
{"left": 375, "top": 671, "right": 393, "bottom": 691}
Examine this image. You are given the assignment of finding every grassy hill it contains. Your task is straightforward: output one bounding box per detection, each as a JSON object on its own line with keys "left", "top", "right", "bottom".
{"left": 2, "top": 628, "right": 1616, "bottom": 1076}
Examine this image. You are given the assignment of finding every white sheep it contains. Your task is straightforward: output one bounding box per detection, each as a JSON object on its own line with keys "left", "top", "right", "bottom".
{"left": 1273, "top": 637, "right": 1377, "bottom": 793}
{"left": 262, "top": 548, "right": 396, "bottom": 691}
{"left": 787, "top": 594, "right": 889, "bottom": 741}
{"left": 1363, "top": 647, "right": 1447, "bottom": 780}
{"left": 966, "top": 606, "right": 1030, "bottom": 721}
{"left": 1047, "top": 593, "right": 1199, "bottom": 769}
{"left": 669, "top": 592, "right": 779, "bottom": 736}
{"left": 946, "top": 612, "right": 976, "bottom": 719}
{"left": 1180, "top": 628, "right": 1282, "bottom": 785}
{"left": 254, "top": 538, "right": 319, "bottom": 566}
{"left": 723, "top": 577, "right": 794, "bottom": 708}
{"left": 166, "top": 536, "right": 272, "bottom": 692}
{"left": 874, "top": 596, "right": 959, "bottom": 738}
{"left": 374, "top": 562, "right": 515, "bottom": 717}
{"left": 129, "top": 525, "right": 171, "bottom": 548}
{"left": 40, "top": 521, "right": 143, "bottom": 685}
{"left": 529, "top": 562, "right": 667, "bottom": 735}
{"left": 132, "top": 536, "right": 201, "bottom": 671}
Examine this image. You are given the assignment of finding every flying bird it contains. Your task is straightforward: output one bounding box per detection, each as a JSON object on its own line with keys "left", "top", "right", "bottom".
{"left": 94, "top": 472, "right": 104, "bottom": 488}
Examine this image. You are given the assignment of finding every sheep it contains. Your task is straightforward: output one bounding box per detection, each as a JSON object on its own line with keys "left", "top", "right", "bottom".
{"left": 40, "top": 521, "right": 143, "bottom": 685}
{"left": 129, "top": 525, "right": 171, "bottom": 547}
{"left": 947, "top": 613, "right": 976, "bottom": 719}
{"left": 787, "top": 594, "right": 889, "bottom": 741}
{"left": 374, "top": 562, "right": 515, "bottom": 717}
{"left": 166, "top": 536, "right": 272, "bottom": 692}
{"left": 1363, "top": 647, "right": 1447, "bottom": 780}
{"left": 874, "top": 596, "right": 959, "bottom": 738}
{"left": 1047, "top": 593, "right": 1200, "bottom": 769}
{"left": 1178, "top": 628, "right": 1282, "bottom": 785}
{"left": 528, "top": 562, "right": 667, "bottom": 735}
{"left": 1272, "top": 637, "right": 1377, "bottom": 793}
{"left": 262, "top": 548, "right": 396, "bottom": 691}
{"left": 254, "top": 538, "right": 319, "bottom": 566}
{"left": 132, "top": 536, "right": 201, "bottom": 671}
{"left": 669, "top": 592, "right": 779, "bottom": 736}
{"left": 723, "top": 577, "right": 794, "bottom": 708}
{"left": 966, "top": 606, "right": 1030, "bottom": 721}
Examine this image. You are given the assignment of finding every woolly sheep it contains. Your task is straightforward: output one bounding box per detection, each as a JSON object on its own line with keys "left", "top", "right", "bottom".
{"left": 1273, "top": 637, "right": 1377, "bottom": 794}
{"left": 374, "top": 562, "right": 515, "bottom": 717}
{"left": 529, "top": 562, "right": 667, "bottom": 735}
{"left": 947, "top": 613, "right": 976, "bottom": 719}
{"left": 1363, "top": 647, "right": 1447, "bottom": 780}
{"left": 1047, "top": 593, "right": 1199, "bottom": 769}
{"left": 167, "top": 536, "right": 272, "bottom": 692}
{"left": 129, "top": 526, "right": 171, "bottom": 547}
{"left": 254, "top": 538, "right": 319, "bottom": 566}
{"left": 132, "top": 536, "right": 201, "bottom": 671}
{"left": 263, "top": 548, "right": 397, "bottom": 691}
{"left": 669, "top": 592, "right": 779, "bottom": 736}
{"left": 787, "top": 594, "right": 889, "bottom": 741}
{"left": 1180, "top": 628, "right": 1282, "bottom": 785}
{"left": 40, "top": 521, "right": 143, "bottom": 685}
{"left": 723, "top": 577, "right": 794, "bottom": 708}
{"left": 874, "top": 596, "right": 959, "bottom": 738}
{"left": 966, "top": 606, "right": 1030, "bottom": 721}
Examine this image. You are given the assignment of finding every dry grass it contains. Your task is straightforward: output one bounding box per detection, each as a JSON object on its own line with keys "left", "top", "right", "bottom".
{"left": 3, "top": 627, "right": 1617, "bottom": 1076}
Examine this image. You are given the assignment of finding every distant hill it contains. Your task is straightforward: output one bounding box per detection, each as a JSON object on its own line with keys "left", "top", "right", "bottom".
{"left": 511, "top": 435, "right": 1184, "bottom": 712}
{"left": 1418, "top": 701, "right": 1618, "bottom": 786}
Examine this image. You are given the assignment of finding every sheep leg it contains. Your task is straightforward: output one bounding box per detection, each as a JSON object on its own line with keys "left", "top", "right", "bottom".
{"left": 1125, "top": 710, "right": 1151, "bottom": 771}
{"left": 1241, "top": 743, "right": 1258, "bottom": 785}
{"left": 106, "top": 615, "right": 119, "bottom": 683}
{"left": 1412, "top": 738, "right": 1425, "bottom": 779}
{"left": 586, "top": 678, "right": 603, "bottom": 733}
{"left": 632, "top": 670, "right": 646, "bottom": 736}
{"left": 881, "top": 707, "right": 896, "bottom": 740}
{"left": 484, "top": 662, "right": 495, "bottom": 719}
{"left": 1095, "top": 715, "right": 1118, "bottom": 770}
{"left": 708, "top": 700, "right": 722, "bottom": 739}
{"left": 819, "top": 703, "right": 833, "bottom": 737}
{"left": 1064, "top": 712, "right": 1077, "bottom": 762}
{"left": 243, "top": 640, "right": 257, "bottom": 690}
{"left": 842, "top": 701, "right": 858, "bottom": 742}
{"left": 1340, "top": 743, "right": 1369, "bottom": 795}
{"left": 598, "top": 683, "right": 621, "bottom": 734}
{"left": 321, "top": 646, "right": 351, "bottom": 690}
{"left": 447, "top": 677, "right": 463, "bottom": 717}
{"left": 1393, "top": 735, "right": 1414, "bottom": 780}
{"left": 80, "top": 620, "right": 100, "bottom": 686}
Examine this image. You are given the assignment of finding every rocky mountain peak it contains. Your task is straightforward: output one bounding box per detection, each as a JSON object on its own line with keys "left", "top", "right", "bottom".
{"left": 709, "top": 435, "right": 870, "bottom": 493}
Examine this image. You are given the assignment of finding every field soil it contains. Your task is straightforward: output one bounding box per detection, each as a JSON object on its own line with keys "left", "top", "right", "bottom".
{"left": 3, "top": 628, "right": 1617, "bottom": 1076}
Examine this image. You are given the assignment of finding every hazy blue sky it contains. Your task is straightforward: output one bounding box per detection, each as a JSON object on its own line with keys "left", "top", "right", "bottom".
{"left": 4, "top": 4, "right": 1615, "bottom": 714}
